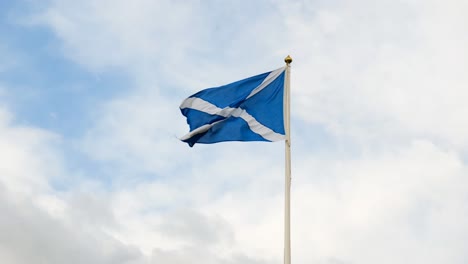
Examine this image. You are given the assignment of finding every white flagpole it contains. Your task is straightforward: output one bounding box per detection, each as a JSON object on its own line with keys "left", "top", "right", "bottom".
{"left": 284, "top": 55, "right": 292, "bottom": 264}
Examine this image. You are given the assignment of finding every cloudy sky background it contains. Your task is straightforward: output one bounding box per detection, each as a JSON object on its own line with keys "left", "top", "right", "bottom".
{"left": 1, "top": 0, "right": 468, "bottom": 263}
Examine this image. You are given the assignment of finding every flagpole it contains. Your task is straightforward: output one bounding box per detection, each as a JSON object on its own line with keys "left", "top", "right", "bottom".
{"left": 284, "top": 55, "right": 292, "bottom": 264}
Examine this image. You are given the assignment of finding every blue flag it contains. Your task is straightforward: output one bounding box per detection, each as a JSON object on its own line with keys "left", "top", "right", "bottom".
{"left": 180, "top": 67, "right": 286, "bottom": 147}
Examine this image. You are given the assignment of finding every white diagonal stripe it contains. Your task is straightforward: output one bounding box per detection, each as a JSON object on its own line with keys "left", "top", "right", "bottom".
{"left": 180, "top": 98, "right": 284, "bottom": 142}
{"left": 246, "top": 66, "right": 286, "bottom": 99}
{"left": 231, "top": 108, "right": 285, "bottom": 141}
{"left": 180, "top": 97, "right": 227, "bottom": 116}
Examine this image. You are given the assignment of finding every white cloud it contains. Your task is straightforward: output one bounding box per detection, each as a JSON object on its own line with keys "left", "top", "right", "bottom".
{"left": 30, "top": 0, "right": 291, "bottom": 89}
{"left": 284, "top": 0, "right": 468, "bottom": 149}
{"left": 106, "top": 140, "right": 468, "bottom": 263}
{"left": 292, "top": 141, "right": 468, "bottom": 263}
{"left": 0, "top": 106, "right": 60, "bottom": 198}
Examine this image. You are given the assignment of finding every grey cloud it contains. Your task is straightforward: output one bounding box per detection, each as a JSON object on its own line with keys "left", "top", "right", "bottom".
{"left": 0, "top": 190, "right": 146, "bottom": 264}
{"left": 151, "top": 247, "right": 272, "bottom": 264}
{"left": 0, "top": 106, "right": 147, "bottom": 264}
{"left": 157, "top": 209, "right": 234, "bottom": 246}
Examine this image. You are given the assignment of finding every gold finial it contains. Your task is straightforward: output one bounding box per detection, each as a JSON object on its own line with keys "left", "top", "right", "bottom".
{"left": 284, "top": 55, "right": 293, "bottom": 65}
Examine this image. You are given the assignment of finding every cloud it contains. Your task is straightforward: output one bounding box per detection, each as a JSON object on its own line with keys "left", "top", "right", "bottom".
{"left": 0, "top": 98, "right": 272, "bottom": 264}
{"left": 151, "top": 247, "right": 270, "bottom": 264}
{"left": 0, "top": 105, "right": 146, "bottom": 264}
{"left": 283, "top": 0, "right": 468, "bottom": 149}
{"left": 0, "top": 191, "right": 147, "bottom": 264}
{"left": 0, "top": 105, "right": 60, "bottom": 198}
{"left": 79, "top": 90, "right": 189, "bottom": 176}
{"left": 29, "top": 0, "right": 290, "bottom": 88}
{"left": 292, "top": 140, "right": 468, "bottom": 263}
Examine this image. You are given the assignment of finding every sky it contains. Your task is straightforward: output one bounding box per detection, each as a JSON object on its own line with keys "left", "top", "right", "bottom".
{"left": 0, "top": 0, "right": 468, "bottom": 263}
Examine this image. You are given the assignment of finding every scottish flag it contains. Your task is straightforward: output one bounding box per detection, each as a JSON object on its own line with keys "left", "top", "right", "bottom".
{"left": 180, "top": 67, "right": 286, "bottom": 147}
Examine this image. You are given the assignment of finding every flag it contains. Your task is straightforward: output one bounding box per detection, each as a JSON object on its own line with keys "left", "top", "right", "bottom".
{"left": 180, "top": 66, "right": 286, "bottom": 147}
